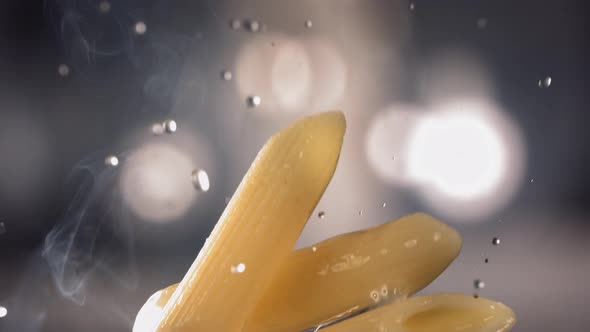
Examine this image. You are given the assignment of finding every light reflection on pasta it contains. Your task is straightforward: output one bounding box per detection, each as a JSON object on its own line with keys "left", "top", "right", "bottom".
{"left": 133, "top": 112, "right": 515, "bottom": 332}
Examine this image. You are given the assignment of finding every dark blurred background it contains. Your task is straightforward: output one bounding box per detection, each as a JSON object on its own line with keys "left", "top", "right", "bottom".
{"left": 0, "top": 0, "right": 589, "bottom": 331}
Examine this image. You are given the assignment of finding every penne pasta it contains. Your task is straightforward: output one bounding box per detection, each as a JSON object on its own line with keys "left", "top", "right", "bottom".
{"left": 320, "top": 293, "right": 516, "bottom": 332}
{"left": 153, "top": 112, "right": 346, "bottom": 331}
{"left": 244, "top": 213, "right": 462, "bottom": 332}
{"left": 135, "top": 214, "right": 462, "bottom": 332}
{"left": 133, "top": 111, "right": 516, "bottom": 332}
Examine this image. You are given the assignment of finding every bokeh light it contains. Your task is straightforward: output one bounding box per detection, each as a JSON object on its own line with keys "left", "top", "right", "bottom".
{"left": 407, "top": 109, "right": 506, "bottom": 199}
{"left": 365, "top": 104, "right": 425, "bottom": 186}
{"left": 120, "top": 142, "right": 196, "bottom": 223}
{"left": 235, "top": 34, "right": 346, "bottom": 114}
{"left": 120, "top": 126, "right": 216, "bottom": 223}
{"left": 410, "top": 99, "right": 526, "bottom": 222}
{"left": 270, "top": 39, "right": 312, "bottom": 110}
{"left": 366, "top": 99, "right": 526, "bottom": 223}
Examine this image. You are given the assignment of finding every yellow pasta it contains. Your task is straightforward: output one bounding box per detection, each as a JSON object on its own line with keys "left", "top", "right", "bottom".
{"left": 133, "top": 111, "right": 516, "bottom": 332}
{"left": 135, "top": 213, "right": 461, "bottom": 332}
{"left": 243, "top": 213, "right": 462, "bottom": 332}
{"left": 154, "top": 112, "right": 346, "bottom": 331}
{"left": 320, "top": 293, "right": 516, "bottom": 332}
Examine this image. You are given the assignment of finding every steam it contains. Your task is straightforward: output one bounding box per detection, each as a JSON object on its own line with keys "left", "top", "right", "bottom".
{"left": 45, "top": 0, "right": 196, "bottom": 118}
{"left": 42, "top": 152, "right": 138, "bottom": 305}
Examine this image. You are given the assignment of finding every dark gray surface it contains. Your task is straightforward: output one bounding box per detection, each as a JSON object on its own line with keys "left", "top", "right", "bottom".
{"left": 0, "top": 0, "right": 589, "bottom": 331}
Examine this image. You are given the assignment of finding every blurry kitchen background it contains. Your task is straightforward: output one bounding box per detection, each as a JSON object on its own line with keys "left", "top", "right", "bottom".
{"left": 1, "top": 0, "right": 589, "bottom": 331}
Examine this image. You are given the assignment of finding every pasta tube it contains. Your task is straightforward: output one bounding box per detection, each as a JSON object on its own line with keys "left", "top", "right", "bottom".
{"left": 154, "top": 112, "right": 345, "bottom": 331}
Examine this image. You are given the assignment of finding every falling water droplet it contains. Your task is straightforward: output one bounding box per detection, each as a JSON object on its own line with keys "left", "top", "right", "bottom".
{"left": 542, "top": 76, "right": 552, "bottom": 87}
{"left": 0, "top": 306, "right": 6, "bottom": 318}
{"left": 544, "top": 76, "right": 552, "bottom": 87}
{"left": 231, "top": 263, "right": 246, "bottom": 274}
{"left": 477, "top": 17, "right": 488, "bottom": 29}
{"left": 230, "top": 19, "right": 241, "bottom": 30}
{"left": 57, "top": 64, "right": 70, "bottom": 77}
{"left": 134, "top": 21, "right": 147, "bottom": 35}
{"left": 163, "top": 120, "right": 177, "bottom": 133}
{"left": 104, "top": 155, "right": 119, "bottom": 167}
{"left": 192, "top": 169, "right": 210, "bottom": 192}
{"left": 221, "top": 70, "right": 233, "bottom": 81}
{"left": 433, "top": 232, "right": 442, "bottom": 241}
{"left": 358, "top": 210, "right": 363, "bottom": 216}
{"left": 305, "top": 20, "right": 313, "bottom": 28}
{"left": 370, "top": 290, "right": 380, "bottom": 303}
{"left": 538, "top": 76, "right": 552, "bottom": 88}
{"left": 247, "top": 20, "right": 260, "bottom": 32}
{"left": 380, "top": 285, "right": 389, "bottom": 297}
{"left": 484, "top": 258, "right": 489, "bottom": 263}
{"left": 404, "top": 239, "right": 418, "bottom": 248}
{"left": 247, "top": 96, "right": 262, "bottom": 107}
{"left": 492, "top": 237, "right": 501, "bottom": 245}
{"left": 0, "top": 222, "right": 6, "bottom": 235}
{"left": 474, "top": 279, "right": 485, "bottom": 289}
{"left": 530, "top": 178, "right": 534, "bottom": 183}
{"left": 409, "top": 3, "right": 415, "bottom": 10}
{"left": 318, "top": 211, "right": 325, "bottom": 219}
{"left": 98, "top": 1, "right": 111, "bottom": 13}
{"left": 151, "top": 123, "right": 165, "bottom": 135}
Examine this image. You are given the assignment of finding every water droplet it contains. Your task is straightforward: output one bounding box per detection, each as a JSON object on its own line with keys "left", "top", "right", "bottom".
{"left": 433, "top": 232, "right": 442, "bottom": 241}
{"left": 358, "top": 210, "right": 363, "bottom": 216}
{"left": 409, "top": 3, "right": 415, "bottom": 10}
{"left": 370, "top": 290, "right": 380, "bottom": 302}
{"left": 247, "top": 20, "right": 260, "bottom": 32}
{"left": 98, "top": 1, "right": 111, "bottom": 13}
{"left": 404, "top": 239, "right": 418, "bottom": 248}
{"left": 544, "top": 77, "right": 552, "bottom": 87}
{"left": 247, "top": 96, "right": 262, "bottom": 107}
{"left": 134, "top": 21, "right": 147, "bottom": 35}
{"left": 474, "top": 279, "right": 485, "bottom": 289}
{"left": 477, "top": 17, "right": 487, "bottom": 29}
{"left": 0, "top": 306, "right": 6, "bottom": 318}
{"left": 104, "top": 155, "right": 119, "bottom": 167}
{"left": 318, "top": 211, "right": 325, "bottom": 219}
{"left": 221, "top": 70, "right": 232, "bottom": 81}
{"left": 151, "top": 123, "right": 165, "bottom": 135}
{"left": 473, "top": 292, "right": 479, "bottom": 299}
{"left": 231, "top": 263, "right": 246, "bottom": 274}
{"left": 305, "top": 20, "right": 313, "bottom": 28}
{"left": 0, "top": 222, "right": 6, "bottom": 235}
{"left": 382, "top": 202, "right": 387, "bottom": 207}
{"left": 312, "top": 246, "right": 317, "bottom": 252}
{"left": 230, "top": 19, "right": 241, "bottom": 30}
{"left": 163, "top": 119, "right": 177, "bottom": 133}
{"left": 492, "top": 237, "right": 500, "bottom": 245}
{"left": 192, "top": 169, "right": 210, "bottom": 192}
{"left": 484, "top": 258, "right": 489, "bottom": 263}
{"left": 58, "top": 64, "right": 70, "bottom": 77}
{"left": 538, "top": 76, "right": 552, "bottom": 88}
{"left": 380, "top": 285, "right": 388, "bottom": 297}
{"left": 530, "top": 178, "right": 534, "bottom": 183}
